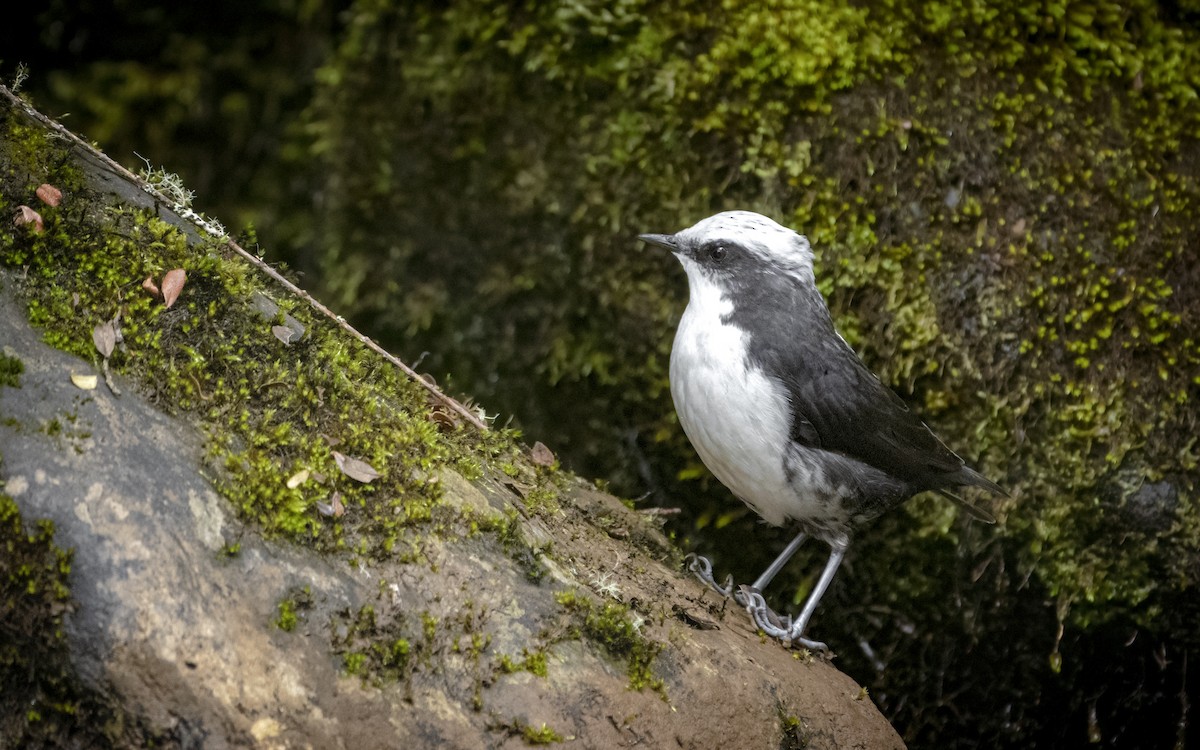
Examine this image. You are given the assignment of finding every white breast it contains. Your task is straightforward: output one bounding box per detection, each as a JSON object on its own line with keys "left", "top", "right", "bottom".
{"left": 669, "top": 261, "right": 832, "bottom": 527}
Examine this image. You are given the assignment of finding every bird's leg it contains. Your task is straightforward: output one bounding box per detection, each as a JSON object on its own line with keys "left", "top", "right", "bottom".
{"left": 684, "top": 553, "right": 735, "bottom": 598}
{"left": 751, "top": 531, "right": 808, "bottom": 591}
{"left": 733, "top": 530, "right": 808, "bottom": 609}
{"left": 747, "top": 539, "right": 848, "bottom": 651}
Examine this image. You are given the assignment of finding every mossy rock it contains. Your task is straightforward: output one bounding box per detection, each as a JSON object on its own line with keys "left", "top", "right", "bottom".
{"left": 299, "top": 1, "right": 1200, "bottom": 746}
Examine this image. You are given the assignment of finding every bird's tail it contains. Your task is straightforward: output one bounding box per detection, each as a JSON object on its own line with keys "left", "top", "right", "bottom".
{"left": 938, "top": 466, "right": 1007, "bottom": 524}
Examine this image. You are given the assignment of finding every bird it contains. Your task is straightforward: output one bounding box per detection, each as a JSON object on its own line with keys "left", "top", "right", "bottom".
{"left": 640, "top": 210, "right": 1004, "bottom": 650}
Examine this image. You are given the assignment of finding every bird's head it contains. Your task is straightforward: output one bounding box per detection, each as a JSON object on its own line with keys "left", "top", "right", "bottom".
{"left": 639, "top": 211, "right": 815, "bottom": 290}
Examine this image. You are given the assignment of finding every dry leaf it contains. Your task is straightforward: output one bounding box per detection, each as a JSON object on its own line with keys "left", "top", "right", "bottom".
{"left": 317, "top": 492, "right": 345, "bottom": 518}
{"left": 36, "top": 184, "right": 63, "bottom": 207}
{"left": 142, "top": 276, "right": 161, "bottom": 298}
{"left": 161, "top": 268, "right": 187, "bottom": 309}
{"left": 531, "top": 441, "right": 555, "bottom": 467}
{"left": 286, "top": 469, "right": 310, "bottom": 489}
{"left": 332, "top": 451, "right": 381, "bottom": 483}
{"left": 92, "top": 320, "right": 117, "bottom": 359}
{"left": 70, "top": 373, "right": 98, "bottom": 390}
{"left": 15, "top": 205, "right": 43, "bottom": 233}
{"left": 429, "top": 408, "right": 458, "bottom": 432}
{"left": 271, "top": 325, "right": 296, "bottom": 344}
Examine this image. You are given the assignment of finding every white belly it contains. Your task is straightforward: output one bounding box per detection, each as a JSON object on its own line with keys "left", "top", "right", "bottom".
{"left": 669, "top": 288, "right": 827, "bottom": 527}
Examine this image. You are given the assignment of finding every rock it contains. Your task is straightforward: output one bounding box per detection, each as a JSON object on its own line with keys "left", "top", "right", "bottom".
{"left": 0, "top": 85, "right": 904, "bottom": 749}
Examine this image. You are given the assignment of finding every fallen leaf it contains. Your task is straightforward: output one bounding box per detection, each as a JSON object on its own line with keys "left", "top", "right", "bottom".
{"left": 161, "top": 268, "right": 187, "bottom": 309}
{"left": 15, "top": 205, "right": 43, "bottom": 232}
{"left": 531, "top": 441, "right": 555, "bottom": 467}
{"left": 36, "top": 184, "right": 62, "bottom": 207}
{"left": 142, "top": 276, "right": 161, "bottom": 298}
{"left": 429, "top": 408, "right": 458, "bottom": 432}
{"left": 286, "top": 468, "right": 310, "bottom": 489}
{"left": 70, "top": 373, "right": 98, "bottom": 390}
{"left": 317, "top": 492, "right": 345, "bottom": 518}
{"left": 92, "top": 320, "right": 116, "bottom": 359}
{"left": 332, "top": 451, "right": 381, "bottom": 483}
{"left": 272, "top": 325, "right": 296, "bottom": 344}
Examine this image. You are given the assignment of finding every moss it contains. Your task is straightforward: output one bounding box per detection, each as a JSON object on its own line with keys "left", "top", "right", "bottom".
{"left": 300, "top": 1, "right": 1199, "bottom": 745}
{"left": 554, "top": 589, "right": 663, "bottom": 696}
{"left": 778, "top": 710, "right": 809, "bottom": 750}
{"left": 330, "top": 598, "right": 430, "bottom": 686}
{"left": 274, "top": 586, "right": 312, "bottom": 632}
{"left": 0, "top": 93, "right": 534, "bottom": 568}
{"left": 496, "top": 646, "right": 550, "bottom": 679}
{"left": 520, "top": 721, "right": 564, "bottom": 745}
{"left": 0, "top": 493, "right": 170, "bottom": 745}
{"left": 0, "top": 352, "right": 22, "bottom": 388}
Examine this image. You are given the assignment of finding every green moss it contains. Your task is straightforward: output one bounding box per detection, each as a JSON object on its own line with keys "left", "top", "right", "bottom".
{"left": 274, "top": 586, "right": 312, "bottom": 632}
{"left": 0, "top": 493, "right": 167, "bottom": 744}
{"left": 300, "top": 1, "right": 1199, "bottom": 745}
{"left": 520, "top": 721, "right": 564, "bottom": 745}
{"left": 0, "top": 95, "right": 535, "bottom": 567}
{"left": 0, "top": 352, "right": 22, "bottom": 388}
{"left": 330, "top": 599, "right": 429, "bottom": 686}
{"left": 496, "top": 647, "right": 550, "bottom": 678}
{"left": 554, "top": 590, "right": 663, "bottom": 696}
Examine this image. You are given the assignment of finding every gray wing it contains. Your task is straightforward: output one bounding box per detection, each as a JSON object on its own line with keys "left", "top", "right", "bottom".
{"left": 737, "top": 281, "right": 1001, "bottom": 497}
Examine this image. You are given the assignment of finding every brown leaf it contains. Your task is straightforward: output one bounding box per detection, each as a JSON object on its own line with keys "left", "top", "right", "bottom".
{"left": 161, "top": 268, "right": 187, "bottom": 309}
{"left": 142, "top": 276, "right": 161, "bottom": 298}
{"left": 316, "top": 491, "right": 346, "bottom": 518}
{"left": 36, "top": 184, "right": 63, "bottom": 207}
{"left": 92, "top": 320, "right": 117, "bottom": 359}
{"left": 15, "top": 205, "right": 43, "bottom": 233}
{"left": 531, "top": 441, "right": 555, "bottom": 467}
{"left": 332, "top": 451, "right": 381, "bottom": 483}
{"left": 429, "top": 407, "right": 458, "bottom": 432}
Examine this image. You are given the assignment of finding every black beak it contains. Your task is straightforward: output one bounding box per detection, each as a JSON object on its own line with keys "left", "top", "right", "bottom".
{"left": 638, "top": 233, "right": 678, "bottom": 252}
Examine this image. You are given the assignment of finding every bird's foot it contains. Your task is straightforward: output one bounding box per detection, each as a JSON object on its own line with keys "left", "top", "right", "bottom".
{"left": 684, "top": 554, "right": 736, "bottom": 599}
{"left": 739, "top": 587, "right": 828, "bottom": 652}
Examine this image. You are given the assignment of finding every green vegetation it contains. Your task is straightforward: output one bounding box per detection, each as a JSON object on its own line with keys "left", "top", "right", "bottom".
{"left": 0, "top": 352, "right": 21, "bottom": 388}
{"left": 6, "top": 0, "right": 1199, "bottom": 744}
{"left": 554, "top": 590, "right": 663, "bottom": 696}
{"left": 299, "top": 1, "right": 1198, "bottom": 745}
{"left": 0, "top": 100, "right": 525, "bottom": 564}
{"left": 331, "top": 603, "right": 416, "bottom": 684}
{"left": 274, "top": 586, "right": 312, "bottom": 632}
{"left": 0, "top": 493, "right": 166, "bottom": 745}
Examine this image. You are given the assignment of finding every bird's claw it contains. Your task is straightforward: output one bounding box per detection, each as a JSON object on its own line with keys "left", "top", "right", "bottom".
{"left": 685, "top": 553, "right": 735, "bottom": 598}
{"left": 740, "top": 588, "right": 828, "bottom": 652}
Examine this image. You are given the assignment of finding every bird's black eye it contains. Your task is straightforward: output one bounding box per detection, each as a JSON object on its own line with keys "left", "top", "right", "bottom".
{"left": 708, "top": 244, "right": 727, "bottom": 262}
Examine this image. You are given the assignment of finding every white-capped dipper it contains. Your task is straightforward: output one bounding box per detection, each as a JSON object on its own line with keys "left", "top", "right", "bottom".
{"left": 641, "top": 211, "right": 1004, "bottom": 650}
